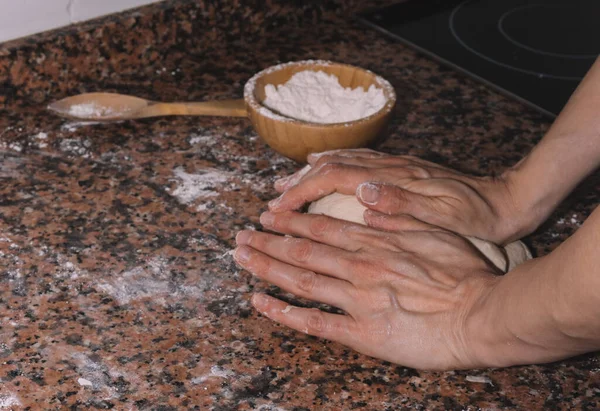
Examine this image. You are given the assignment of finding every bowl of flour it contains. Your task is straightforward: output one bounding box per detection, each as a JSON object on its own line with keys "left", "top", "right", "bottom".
{"left": 244, "top": 60, "right": 396, "bottom": 162}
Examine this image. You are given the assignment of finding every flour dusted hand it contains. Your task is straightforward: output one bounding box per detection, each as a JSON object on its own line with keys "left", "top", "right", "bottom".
{"left": 308, "top": 193, "right": 532, "bottom": 273}
{"left": 234, "top": 208, "right": 506, "bottom": 370}
{"left": 270, "top": 150, "right": 536, "bottom": 244}
{"left": 236, "top": 58, "right": 600, "bottom": 370}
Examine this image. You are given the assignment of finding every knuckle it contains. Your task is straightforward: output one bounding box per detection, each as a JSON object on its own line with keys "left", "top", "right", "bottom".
{"left": 251, "top": 253, "right": 272, "bottom": 275}
{"left": 268, "top": 213, "right": 286, "bottom": 230}
{"left": 406, "top": 165, "right": 431, "bottom": 179}
{"left": 296, "top": 270, "right": 317, "bottom": 293}
{"left": 307, "top": 310, "right": 325, "bottom": 333}
{"left": 320, "top": 162, "right": 342, "bottom": 175}
{"left": 336, "top": 253, "right": 370, "bottom": 275}
{"left": 400, "top": 154, "right": 421, "bottom": 162}
{"left": 382, "top": 187, "right": 407, "bottom": 210}
{"left": 289, "top": 239, "right": 313, "bottom": 262}
{"left": 309, "top": 215, "right": 330, "bottom": 237}
{"left": 314, "top": 156, "right": 334, "bottom": 169}
{"left": 344, "top": 225, "right": 380, "bottom": 248}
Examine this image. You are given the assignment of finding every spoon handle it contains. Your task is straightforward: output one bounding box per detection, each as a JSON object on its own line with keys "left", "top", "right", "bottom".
{"left": 143, "top": 99, "right": 247, "bottom": 118}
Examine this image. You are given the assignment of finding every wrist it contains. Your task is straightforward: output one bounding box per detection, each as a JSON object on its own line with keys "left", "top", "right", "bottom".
{"left": 488, "top": 168, "right": 554, "bottom": 243}
{"left": 464, "top": 259, "right": 577, "bottom": 367}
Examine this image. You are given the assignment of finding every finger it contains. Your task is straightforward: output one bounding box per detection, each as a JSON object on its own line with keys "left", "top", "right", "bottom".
{"left": 260, "top": 211, "right": 362, "bottom": 250}
{"left": 236, "top": 230, "right": 356, "bottom": 281}
{"left": 233, "top": 245, "right": 353, "bottom": 310}
{"left": 356, "top": 182, "right": 448, "bottom": 224}
{"left": 310, "top": 152, "right": 458, "bottom": 178}
{"left": 363, "top": 211, "right": 440, "bottom": 232}
{"left": 268, "top": 163, "right": 373, "bottom": 212}
{"left": 269, "top": 163, "right": 424, "bottom": 213}
{"left": 310, "top": 155, "right": 414, "bottom": 173}
{"left": 307, "top": 148, "right": 385, "bottom": 165}
{"left": 251, "top": 293, "right": 358, "bottom": 345}
{"left": 276, "top": 151, "right": 385, "bottom": 193}
{"left": 275, "top": 161, "right": 381, "bottom": 199}
{"left": 260, "top": 211, "right": 389, "bottom": 252}
{"left": 274, "top": 164, "right": 312, "bottom": 193}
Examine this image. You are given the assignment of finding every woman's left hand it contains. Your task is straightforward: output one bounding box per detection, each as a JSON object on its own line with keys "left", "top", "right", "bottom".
{"left": 233, "top": 211, "right": 503, "bottom": 370}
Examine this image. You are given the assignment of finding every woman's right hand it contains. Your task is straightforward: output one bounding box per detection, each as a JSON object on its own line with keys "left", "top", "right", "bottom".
{"left": 270, "top": 149, "right": 542, "bottom": 244}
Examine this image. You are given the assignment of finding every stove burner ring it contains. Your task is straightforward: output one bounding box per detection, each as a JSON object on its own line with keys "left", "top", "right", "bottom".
{"left": 498, "top": 4, "right": 599, "bottom": 60}
{"left": 449, "top": 0, "right": 586, "bottom": 81}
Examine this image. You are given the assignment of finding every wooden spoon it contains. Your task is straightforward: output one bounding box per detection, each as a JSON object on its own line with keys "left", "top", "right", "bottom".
{"left": 47, "top": 92, "right": 247, "bottom": 121}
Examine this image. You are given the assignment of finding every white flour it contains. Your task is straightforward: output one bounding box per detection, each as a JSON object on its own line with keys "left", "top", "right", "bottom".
{"left": 168, "top": 167, "right": 230, "bottom": 204}
{"left": 191, "top": 365, "right": 235, "bottom": 385}
{"left": 68, "top": 103, "right": 116, "bottom": 118}
{"left": 0, "top": 392, "right": 21, "bottom": 408}
{"left": 61, "top": 121, "right": 103, "bottom": 132}
{"left": 262, "top": 70, "right": 386, "bottom": 124}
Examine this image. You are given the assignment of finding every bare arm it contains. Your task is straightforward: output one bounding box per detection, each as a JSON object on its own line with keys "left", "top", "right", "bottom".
{"left": 468, "top": 205, "right": 600, "bottom": 366}
{"left": 503, "top": 56, "right": 600, "bottom": 238}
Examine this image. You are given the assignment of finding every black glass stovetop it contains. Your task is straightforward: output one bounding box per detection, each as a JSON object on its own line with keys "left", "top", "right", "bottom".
{"left": 359, "top": 0, "right": 600, "bottom": 117}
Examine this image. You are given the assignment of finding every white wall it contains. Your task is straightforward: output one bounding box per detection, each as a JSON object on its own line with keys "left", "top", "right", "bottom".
{"left": 0, "top": 0, "right": 163, "bottom": 44}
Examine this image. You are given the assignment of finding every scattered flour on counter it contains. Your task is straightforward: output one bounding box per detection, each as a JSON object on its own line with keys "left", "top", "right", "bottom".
{"left": 96, "top": 255, "right": 228, "bottom": 306}
{"left": 77, "top": 378, "right": 94, "bottom": 387}
{"left": 96, "top": 257, "right": 172, "bottom": 305}
{"left": 33, "top": 132, "right": 48, "bottom": 148}
{"left": 191, "top": 365, "right": 235, "bottom": 385}
{"left": 59, "top": 138, "right": 92, "bottom": 158}
{"left": 7, "top": 142, "right": 22, "bottom": 152}
{"left": 254, "top": 405, "right": 289, "bottom": 411}
{"left": 168, "top": 167, "right": 230, "bottom": 204}
{"left": 61, "top": 121, "right": 103, "bottom": 132}
{"left": 466, "top": 375, "right": 493, "bottom": 385}
{"left": 262, "top": 70, "right": 386, "bottom": 124}
{"left": 0, "top": 392, "right": 21, "bottom": 408}
{"left": 0, "top": 138, "right": 23, "bottom": 152}
{"left": 189, "top": 133, "right": 215, "bottom": 146}
{"left": 219, "top": 203, "right": 234, "bottom": 213}
{"left": 0, "top": 154, "right": 24, "bottom": 178}
{"left": 67, "top": 351, "right": 141, "bottom": 400}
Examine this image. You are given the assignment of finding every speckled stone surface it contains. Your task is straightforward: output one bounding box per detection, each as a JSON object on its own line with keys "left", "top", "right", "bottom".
{"left": 1, "top": 1, "right": 599, "bottom": 410}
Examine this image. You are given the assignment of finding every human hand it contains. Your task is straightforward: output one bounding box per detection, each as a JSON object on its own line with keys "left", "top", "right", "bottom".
{"left": 234, "top": 211, "right": 503, "bottom": 370}
{"left": 269, "top": 149, "right": 536, "bottom": 244}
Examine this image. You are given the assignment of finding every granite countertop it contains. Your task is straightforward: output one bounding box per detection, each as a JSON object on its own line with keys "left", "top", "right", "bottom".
{"left": 1, "top": 1, "right": 599, "bottom": 409}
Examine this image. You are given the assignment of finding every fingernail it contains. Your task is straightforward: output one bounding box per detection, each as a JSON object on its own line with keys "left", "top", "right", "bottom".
{"left": 235, "top": 231, "right": 251, "bottom": 245}
{"left": 358, "top": 182, "right": 380, "bottom": 204}
{"left": 268, "top": 195, "right": 282, "bottom": 210}
{"left": 260, "top": 211, "right": 275, "bottom": 226}
{"left": 307, "top": 153, "right": 319, "bottom": 162}
{"left": 274, "top": 175, "right": 291, "bottom": 188}
{"left": 234, "top": 246, "right": 251, "bottom": 263}
{"left": 363, "top": 209, "right": 385, "bottom": 224}
{"left": 309, "top": 149, "right": 339, "bottom": 160}
{"left": 252, "top": 293, "right": 267, "bottom": 307}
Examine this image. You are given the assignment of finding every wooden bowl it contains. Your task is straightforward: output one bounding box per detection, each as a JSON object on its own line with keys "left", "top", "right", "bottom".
{"left": 243, "top": 60, "right": 396, "bottom": 163}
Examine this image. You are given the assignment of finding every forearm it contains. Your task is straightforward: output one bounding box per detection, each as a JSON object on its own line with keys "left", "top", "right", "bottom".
{"left": 468, "top": 205, "right": 600, "bottom": 367}
{"left": 502, "top": 57, "right": 600, "bottom": 235}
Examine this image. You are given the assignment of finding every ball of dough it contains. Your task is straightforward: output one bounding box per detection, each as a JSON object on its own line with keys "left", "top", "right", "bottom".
{"left": 308, "top": 192, "right": 531, "bottom": 273}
